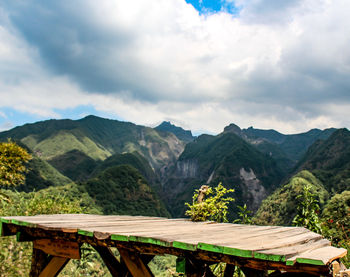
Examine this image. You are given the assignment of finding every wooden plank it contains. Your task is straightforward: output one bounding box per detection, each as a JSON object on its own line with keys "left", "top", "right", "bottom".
{"left": 119, "top": 248, "right": 154, "bottom": 277}
{"left": 255, "top": 238, "right": 331, "bottom": 260}
{"left": 1, "top": 214, "right": 165, "bottom": 225}
{"left": 34, "top": 239, "right": 80, "bottom": 259}
{"left": 286, "top": 246, "right": 348, "bottom": 266}
{"left": 43, "top": 218, "right": 188, "bottom": 231}
{"left": 38, "top": 256, "right": 69, "bottom": 277}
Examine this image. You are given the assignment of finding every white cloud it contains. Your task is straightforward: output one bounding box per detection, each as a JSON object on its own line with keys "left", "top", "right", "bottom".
{"left": 0, "top": 0, "right": 349, "bottom": 134}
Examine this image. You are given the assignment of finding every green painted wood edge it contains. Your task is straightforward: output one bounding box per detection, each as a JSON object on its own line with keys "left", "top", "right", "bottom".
{"left": 1, "top": 218, "right": 11, "bottom": 224}
{"left": 110, "top": 234, "right": 129, "bottom": 242}
{"left": 10, "top": 219, "right": 35, "bottom": 227}
{"left": 78, "top": 229, "right": 94, "bottom": 237}
{"left": 128, "top": 236, "right": 170, "bottom": 247}
{"left": 173, "top": 241, "right": 197, "bottom": 251}
{"left": 197, "top": 242, "right": 223, "bottom": 253}
{"left": 197, "top": 243, "right": 253, "bottom": 258}
{"left": 0, "top": 221, "right": 3, "bottom": 236}
{"left": 176, "top": 257, "right": 186, "bottom": 273}
{"left": 295, "top": 258, "right": 325, "bottom": 266}
{"left": 285, "top": 260, "right": 295, "bottom": 266}
{"left": 285, "top": 258, "right": 325, "bottom": 266}
{"left": 254, "top": 252, "right": 286, "bottom": 262}
{"left": 222, "top": 246, "right": 253, "bottom": 258}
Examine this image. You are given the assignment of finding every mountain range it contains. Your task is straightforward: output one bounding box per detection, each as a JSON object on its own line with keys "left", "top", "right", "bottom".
{"left": 1, "top": 115, "right": 348, "bottom": 220}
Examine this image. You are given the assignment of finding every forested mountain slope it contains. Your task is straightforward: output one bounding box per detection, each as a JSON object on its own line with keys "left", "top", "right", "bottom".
{"left": 163, "top": 132, "right": 284, "bottom": 218}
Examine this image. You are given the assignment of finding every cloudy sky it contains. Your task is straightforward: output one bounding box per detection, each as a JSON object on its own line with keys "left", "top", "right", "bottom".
{"left": 0, "top": 0, "right": 349, "bottom": 135}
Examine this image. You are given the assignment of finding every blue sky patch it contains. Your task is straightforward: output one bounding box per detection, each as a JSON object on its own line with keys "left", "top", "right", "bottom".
{"left": 185, "top": 0, "right": 239, "bottom": 14}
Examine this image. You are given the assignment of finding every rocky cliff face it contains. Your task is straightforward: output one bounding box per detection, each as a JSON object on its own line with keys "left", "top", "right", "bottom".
{"left": 175, "top": 160, "right": 199, "bottom": 178}
{"left": 239, "top": 168, "right": 267, "bottom": 211}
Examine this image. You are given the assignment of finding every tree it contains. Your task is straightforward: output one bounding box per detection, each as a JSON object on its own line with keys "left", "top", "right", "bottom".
{"left": 0, "top": 140, "right": 31, "bottom": 187}
{"left": 185, "top": 183, "right": 235, "bottom": 223}
{"left": 322, "top": 191, "right": 350, "bottom": 268}
{"left": 292, "top": 183, "right": 322, "bottom": 234}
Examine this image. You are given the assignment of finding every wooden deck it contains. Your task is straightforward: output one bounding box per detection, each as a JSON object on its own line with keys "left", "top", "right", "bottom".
{"left": 0, "top": 214, "right": 347, "bottom": 276}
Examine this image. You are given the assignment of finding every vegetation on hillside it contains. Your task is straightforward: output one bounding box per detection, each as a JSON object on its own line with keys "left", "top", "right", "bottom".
{"left": 0, "top": 185, "right": 107, "bottom": 276}
{"left": 322, "top": 191, "right": 350, "bottom": 267}
{"left": 255, "top": 170, "right": 349, "bottom": 267}
{"left": 81, "top": 164, "right": 169, "bottom": 217}
{"left": 296, "top": 128, "right": 350, "bottom": 194}
{"left": 48, "top": 149, "right": 98, "bottom": 181}
{"left": 254, "top": 170, "right": 328, "bottom": 226}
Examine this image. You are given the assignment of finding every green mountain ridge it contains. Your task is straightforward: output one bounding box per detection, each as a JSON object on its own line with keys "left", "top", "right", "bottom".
{"left": 295, "top": 128, "right": 350, "bottom": 193}
{"left": 0, "top": 115, "right": 186, "bottom": 171}
{"left": 223, "top": 123, "right": 336, "bottom": 163}
{"left": 155, "top": 121, "right": 194, "bottom": 143}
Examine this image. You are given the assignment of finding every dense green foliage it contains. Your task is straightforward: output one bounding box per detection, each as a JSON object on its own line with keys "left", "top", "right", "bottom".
{"left": 18, "top": 155, "right": 73, "bottom": 192}
{"left": 254, "top": 170, "right": 328, "bottom": 226}
{"left": 322, "top": 191, "right": 350, "bottom": 267}
{"left": 0, "top": 185, "right": 103, "bottom": 276}
{"left": 48, "top": 149, "right": 98, "bottom": 181}
{"left": 82, "top": 164, "right": 169, "bottom": 217}
{"left": 254, "top": 170, "right": 349, "bottom": 267}
{"left": 292, "top": 184, "right": 322, "bottom": 234}
{"left": 93, "top": 152, "right": 161, "bottom": 192}
{"left": 0, "top": 140, "right": 31, "bottom": 187}
{"left": 185, "top": 183, "right": 235, "bottom": 222}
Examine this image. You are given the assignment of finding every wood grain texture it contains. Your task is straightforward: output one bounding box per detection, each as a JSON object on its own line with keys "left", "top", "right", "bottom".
{"left": 33, "top": 239, "right": 80, "bottom": 259}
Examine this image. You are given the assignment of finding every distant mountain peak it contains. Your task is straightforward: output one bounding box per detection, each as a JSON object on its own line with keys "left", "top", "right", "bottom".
{"left": 223, "top": 123, "right": 242, "bottom": 134}
{"left": 155, "top": 121, "right": 194, "bottom": 142}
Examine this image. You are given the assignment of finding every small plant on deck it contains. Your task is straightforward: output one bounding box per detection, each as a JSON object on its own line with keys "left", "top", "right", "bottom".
{"left": 185, "top": 182, "right": 235, "bottom": 223}
{"left": 233, "top": 204, "right": 252, "bottom": 225}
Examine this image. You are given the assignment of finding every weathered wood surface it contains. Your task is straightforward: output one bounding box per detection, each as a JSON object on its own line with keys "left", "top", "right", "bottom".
{"left": 1, "top": 214, "right": 347, "bottom": 270}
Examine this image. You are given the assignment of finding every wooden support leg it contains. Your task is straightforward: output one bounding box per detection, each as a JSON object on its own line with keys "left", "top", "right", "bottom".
{"left": 223, "top": 264, "right": 236, "bottom": 277}
{"left": 119, "top": 248, "right": 154, "bottom": 277}
{"left": 241, "top": 267, "right": 268, "bottom": 277}
{"left": 39, "top": 256, "right": 69, "bottom": 277}
{"left": 30, "top": 248, "right": 49, "bottom": 277}
{"left": 30, "top": 248, "right": 69, "bottom": 277}
{"left": 93, "top": 245, "right": 129, "bottom": 277}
